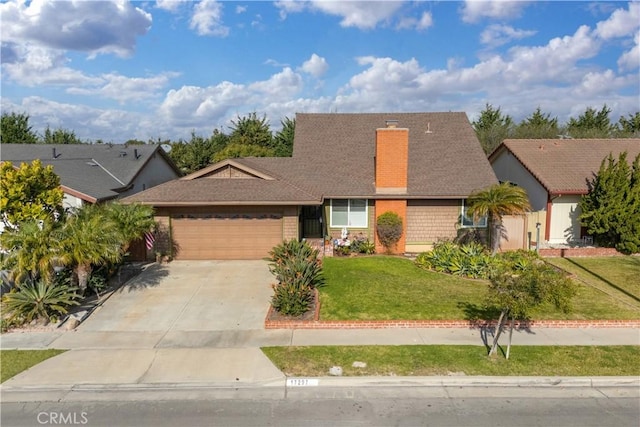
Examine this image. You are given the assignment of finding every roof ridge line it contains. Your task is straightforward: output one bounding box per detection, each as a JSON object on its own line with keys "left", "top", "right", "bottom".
{"left": 90, "top": 158, "right": 125, "bottom": 186}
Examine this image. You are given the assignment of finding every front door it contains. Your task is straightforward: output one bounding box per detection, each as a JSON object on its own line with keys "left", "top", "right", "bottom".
{"left": 301, "top": 206, "right": 323, "bottom": 238}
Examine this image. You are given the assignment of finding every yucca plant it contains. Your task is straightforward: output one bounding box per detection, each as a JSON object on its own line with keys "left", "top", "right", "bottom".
{"left": 2, "top": 280, "right": 80, "bottom": 324}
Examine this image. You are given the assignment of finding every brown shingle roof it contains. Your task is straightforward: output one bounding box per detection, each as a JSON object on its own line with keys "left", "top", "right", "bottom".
{"left": 289, "top": 112, "right": 497, "bottom": 197}
{"left": 492, "top": 139, "right": 640, "bottom": 194}
{"left": 124, "top": 112, "right": 498, "bottom": 205}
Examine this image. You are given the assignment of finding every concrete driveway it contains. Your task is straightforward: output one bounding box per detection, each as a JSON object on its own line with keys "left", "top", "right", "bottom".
{"left": 79, "top": 260, "right": 274, "bottom": 333}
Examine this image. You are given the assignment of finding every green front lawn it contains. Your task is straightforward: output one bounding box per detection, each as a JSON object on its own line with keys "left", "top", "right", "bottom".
{"left": 1, "top": 349, "right": 66, "bottom": 383}
{"left": 320, "top": 256, "right": 640, "bottom": 320}
{"left": 263, "top": 345, "right": 640, "bottom": 377}
{"left": 547, "top": 257, "right": 640, "bottom": 306}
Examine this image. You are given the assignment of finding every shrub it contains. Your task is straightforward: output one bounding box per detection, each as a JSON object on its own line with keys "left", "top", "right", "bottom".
{"left": 415, "top": 241, "right": 495, "bottom": 279}
{"left": 349, "top": 235, "right": 376, "bottom": 255}
{"left": 270, "top": 282, "right": 314, "bottom": 317}
{"left": 2, "top": 280, "right": 80, "bottom": 324}
{"left": 267, "top": 240, "right": 324, "bottom": 316}
{"left": 376, "top": 211, "right": 403, "bottom": 253}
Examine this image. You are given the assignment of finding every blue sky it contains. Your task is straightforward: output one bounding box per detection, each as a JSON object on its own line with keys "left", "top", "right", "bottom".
{"left": 1, "top": 0, "right": 638, "bottom": 143}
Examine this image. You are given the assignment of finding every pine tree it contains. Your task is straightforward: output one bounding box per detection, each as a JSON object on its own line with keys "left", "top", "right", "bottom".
{"left": 579, "top": 151, "right": 640, "bottom": 254}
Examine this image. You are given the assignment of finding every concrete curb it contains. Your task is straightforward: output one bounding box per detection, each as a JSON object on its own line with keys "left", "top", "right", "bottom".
{"left": 2, "top": 376, "right": 638, "bottom": 403}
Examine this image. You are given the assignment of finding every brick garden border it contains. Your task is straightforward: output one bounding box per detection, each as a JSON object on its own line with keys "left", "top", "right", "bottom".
{"left": 264, "top": 317, "right": 640, "bottom": 329}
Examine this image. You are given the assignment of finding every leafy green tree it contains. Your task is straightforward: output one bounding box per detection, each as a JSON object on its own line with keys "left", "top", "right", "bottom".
{"left": 465, "top": 182, "right": 531, "bottom": 254}
{"left": 579, "top": 151, "right": 640, "bottom": 254}
{"left": 102, "top": 202, "right": 155, "bottom": 254}
{"left": 472, "top": 104, "right": 514, "bottom": 154}
{"left": 272, "top": 116, "right": 295, "bottom": 157}
{"left": 616, "top": 112, "right": 640, "bottom": 137}
{"left": 512, "top": 107, "right": 560, "bottom": 139}
{"left": 212, "top": 143, "right": 275, "bottom": 162}
{"left": 168, "top": 130, "right": 229, "bottom": 174}
{"left": 487, "top": 262, "right": 576, "bottom": 358}
{"left": 1, "top": 112, "right": 39, "bottom": 144}
{"left": 228, "top": 112, "right": 273, "bottom": 148}
{"left": 57, "top": 204, "right": 123, "bottom": 293}
{"left": 0, "top": 160, "right": 64, "bottom": 229}
{"left": 567, "top": 105, "right": 615, "bottom": 138}
{"left": 42, "top": 125, "right": 84, "bottom": 144}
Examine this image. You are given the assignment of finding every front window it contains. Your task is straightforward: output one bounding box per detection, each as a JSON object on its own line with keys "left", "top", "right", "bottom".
{"left": 330, "top": 199, "right": 368, "bottom": 227}
{"left": 461, "top": 200, "right": 487, "bottom": 228}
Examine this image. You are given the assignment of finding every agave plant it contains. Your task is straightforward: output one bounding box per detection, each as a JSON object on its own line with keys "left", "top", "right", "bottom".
{"left": 2, "top": 280, "right": 80, "bottom": 324}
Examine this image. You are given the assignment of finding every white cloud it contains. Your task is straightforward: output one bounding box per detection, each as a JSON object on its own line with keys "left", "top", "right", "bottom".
{"left": 190, "top": 0, "right": 229, "bottom": 37}
{"left": 274, "top": 0, "right": 403, "bottom": 29}
{"left": 236, "top": 5, "right": 247, "bottom": 14}
{"left": 594, "top": 2, "right": 640, "bottom": 40}
{"left": 480, "top": 24, "right": 536, "bottom": 48}
{"left": 159, "top": 68, "right": 304, "bottom": 128}
{"left": 461, "top": 0, "right": 531, "bottom": 23}
{"left": 155, "top": 0, "right": 189, "bottom": 13}
{"left": 618, "top": 32, "right": 640, "bottom": 71}
{"left": 300, "top": 54, "right": 329, "bottom": 78}
{"left": 67, "top": 72, "right": 180, "bottom": 104}
{"left": 397, "top": 11, "right": 433, "bottom": 31}
{"left": 0, "top": 0, "right": 152, "bottom": 58}
{"left": 1, "top": 44, "right": 102, "bottom": 87}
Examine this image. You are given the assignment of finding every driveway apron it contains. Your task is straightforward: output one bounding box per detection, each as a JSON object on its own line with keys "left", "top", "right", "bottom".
{"left": 78, "top": 260, "right": 274, "bottom": 333}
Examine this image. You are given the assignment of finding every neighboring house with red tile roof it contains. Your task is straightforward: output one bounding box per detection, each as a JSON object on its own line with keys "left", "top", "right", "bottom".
{"left": 123, "top": 112, "right": 498, "bottom": 260}
{"left": 489, "top": 138, "right": 640, "bottom": 245}
{"left": 1, "top": 143, "right": 181, "bottom": 209}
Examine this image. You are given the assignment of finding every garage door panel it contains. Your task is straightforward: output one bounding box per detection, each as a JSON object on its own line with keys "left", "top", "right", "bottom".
{"left": 171, "top": 216, "right": 283, "bottom": 260}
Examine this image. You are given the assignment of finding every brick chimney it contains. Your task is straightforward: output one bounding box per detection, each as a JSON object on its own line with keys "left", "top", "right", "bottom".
{"left": 375, "top": 120, "right": 408, "bottom": 194}
{"left": 374, "top": 120, "right": 408, "bottom": 254}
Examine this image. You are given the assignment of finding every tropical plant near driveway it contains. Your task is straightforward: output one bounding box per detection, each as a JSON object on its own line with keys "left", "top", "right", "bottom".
{"left": 267, "top": 240, "right": 324, "bottom": 316}
{"left": 2, "top": 280, "right": 80, "bottom": 324}
{"left": 56, "top": 204, "right": 123, "bottom": 293}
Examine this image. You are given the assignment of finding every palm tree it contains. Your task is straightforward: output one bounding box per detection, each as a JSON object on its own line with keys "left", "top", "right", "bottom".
{"left": 0, "top": 219, "right": 61, "bottom": 284}
{"left": 57, "top": 204, "right": 123, "bottom": 293}
{"left": 465, "top": 182, "right": 531, "bottom": 254}
{"left": 102, "top": 202, "right": 155, "bottom": 254}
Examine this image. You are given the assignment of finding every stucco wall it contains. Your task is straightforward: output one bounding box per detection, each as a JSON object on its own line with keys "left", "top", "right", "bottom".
{"left": 491, "top": 150, "right": 548, "bottom": 211}
{"left": 549, "top": 195, "right": 582, "bottom": 244}
{"left": 118, "top": 153, "right": 180, "bottom": 198}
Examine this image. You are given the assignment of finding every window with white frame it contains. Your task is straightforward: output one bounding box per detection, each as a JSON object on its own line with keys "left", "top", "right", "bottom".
{"left": 461, "top": 200, "right": 487, "bottom": 227}
{"left": 330, "top": 199, "right": 368, "bottom": 227}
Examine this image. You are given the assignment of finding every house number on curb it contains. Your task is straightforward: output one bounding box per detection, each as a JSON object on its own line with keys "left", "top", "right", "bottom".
{"left": 286, "top": 378, "right": 319, "bottom": 387}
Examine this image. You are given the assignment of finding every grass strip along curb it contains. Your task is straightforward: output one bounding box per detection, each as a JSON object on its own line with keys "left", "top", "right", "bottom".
{"left": 262, "top": 345, "right": 640, "bottom": 377}
{"left": 1, "top": 349, "right": 66, "bottom": 383}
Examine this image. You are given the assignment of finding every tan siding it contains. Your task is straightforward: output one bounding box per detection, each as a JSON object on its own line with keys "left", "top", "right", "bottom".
{"left": 406, "top": 200, "right": 460, "bottom": 243}
{"left": 282, "top": 206, "right": 299, "bottom": 241}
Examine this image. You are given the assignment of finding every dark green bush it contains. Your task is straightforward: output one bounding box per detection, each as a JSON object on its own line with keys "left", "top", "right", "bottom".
{"left": 376, "top": 211, "right": 403, "bottom": 253}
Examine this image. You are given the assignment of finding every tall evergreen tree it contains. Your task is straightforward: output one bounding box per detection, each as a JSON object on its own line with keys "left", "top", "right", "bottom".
{"left": 616, "top": 112, "right": 640, "bottom": 137}
{"left": 272, "top": 116, "right": 295, "bottom": 157}
{"left": 472, "top": 104, "right": 514, "bottom": 154}
{"left": 579, "top": 151, "right": 640, "bottom": 254}
{"left": 512, "top": 107, "right": 560, "bottom": 139}
{"left": 567, "top": 105, "right": 614, "bottom": 138}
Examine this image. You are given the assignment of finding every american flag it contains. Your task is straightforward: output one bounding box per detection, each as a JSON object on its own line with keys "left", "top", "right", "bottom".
{"left": 144, "top": 231, "right": 156, "bottom": 250}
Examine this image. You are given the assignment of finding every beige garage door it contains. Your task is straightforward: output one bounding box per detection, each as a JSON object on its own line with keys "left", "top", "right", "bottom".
{"left": 171, "top": 215, "right": 283, "bottom": 260}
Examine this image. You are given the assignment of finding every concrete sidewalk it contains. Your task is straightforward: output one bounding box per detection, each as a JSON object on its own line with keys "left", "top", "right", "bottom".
{"left": 1, "top": 326, "right": 639, "bottom": 350}
{"left": 1, "top": 326, "right": 638, "bottom": 403}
